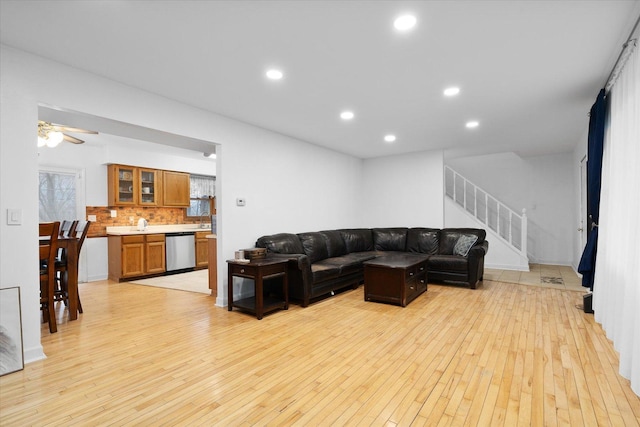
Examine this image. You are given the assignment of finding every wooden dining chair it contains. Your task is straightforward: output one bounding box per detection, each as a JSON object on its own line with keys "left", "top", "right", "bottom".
{"left": 53, "top": 220, "right": 77, "bottom": 304}
{"left": 54, "top": 219, "right": 77, "bottom": 273}
{"left": 59, "top": 220, "right": 77, "bottom": 238}
{"left": 40, "top": 221, "right": 60, "bottom": 333}
{"left": 54, "top": 220, "right": 90, "bottom": 314}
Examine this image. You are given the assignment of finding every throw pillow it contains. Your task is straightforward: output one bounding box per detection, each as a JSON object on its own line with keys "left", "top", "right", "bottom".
{"left": 453, "top": 234, "right": 478, "bottom": 256}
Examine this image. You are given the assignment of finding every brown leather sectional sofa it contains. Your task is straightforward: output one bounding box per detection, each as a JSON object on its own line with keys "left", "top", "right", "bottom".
{"left": 255, "top": 227, "right": 488, "bottom": 307}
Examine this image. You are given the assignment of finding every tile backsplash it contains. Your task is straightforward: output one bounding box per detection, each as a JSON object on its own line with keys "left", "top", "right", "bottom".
{"left": 85, "top": 206, "right": 202, "bottom": 237}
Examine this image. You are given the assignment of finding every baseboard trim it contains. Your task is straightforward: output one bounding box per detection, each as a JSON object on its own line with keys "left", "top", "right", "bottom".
{"left": 24, "top": 345, "right": 46, "bottom": 364}
{"left": 485, "top": 263, "right": 530, "bottom": 272}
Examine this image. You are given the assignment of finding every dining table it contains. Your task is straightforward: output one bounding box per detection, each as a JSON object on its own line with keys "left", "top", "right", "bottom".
{"left": 41, "top": 235, "right": 80, "bottom": 321}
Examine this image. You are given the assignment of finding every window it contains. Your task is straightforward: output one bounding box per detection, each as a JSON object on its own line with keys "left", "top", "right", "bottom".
{"left": 186, "top": 174, "right": 216, "bottom": 218}
{"left": 39, "top": 168, "right": 83, "bottom": 222}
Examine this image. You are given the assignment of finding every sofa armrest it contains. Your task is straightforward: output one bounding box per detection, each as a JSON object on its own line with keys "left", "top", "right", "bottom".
{"left": 265, "top": 253, "right": 313, "bottom": 306}
{"left": 466, "top": 240, "right": 488, "bottom": 288}
{"left": 468, "top": 240, "right": 488, "bottom": 258}
{"left": 265, "top": 252, "right": 307, "bottom": 268}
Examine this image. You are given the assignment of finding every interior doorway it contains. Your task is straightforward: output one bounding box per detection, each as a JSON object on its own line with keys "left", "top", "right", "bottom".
{"left": 38, "top": 105, "right": 220, "bottom": 292}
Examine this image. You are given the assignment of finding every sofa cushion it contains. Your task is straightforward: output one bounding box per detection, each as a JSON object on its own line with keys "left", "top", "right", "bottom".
{"left": 428, "top": 255, "right": 468, "bottom": 272}
{"left": 439, "top": 228, "right": 485, "bottom": 255}
{"left": 339, "top": 229, "right": 374, "bottom": 253}
{"left": 322, "top": 256, "right": 362, "bottom": 275}
{"left": 406, "top": 228, "right": 440, "bottom": 254}
{"left": 323, "top": 252, "right": 377, "bottom": 275}
{"left": 255, "top": 233, "right": 305, "bottom": 254}
{"left": 310, "top": 260, "right": 341, "bottom": 282}
{"left": 298, "top": 232, "right": 329, "bottom": 263}
{"left": 319, "top": 230, "right": 348, "bottom": 257}
{"left": 453, "top": 234, "right": 478, "bottom": 256}
{"left": 372, "top": 228, "right": 408, "bottom": 251}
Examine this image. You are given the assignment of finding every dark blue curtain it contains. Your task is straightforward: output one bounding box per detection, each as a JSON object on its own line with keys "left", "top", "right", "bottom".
{"left": 578, "top": 89, "right": 607, "bottom": 290}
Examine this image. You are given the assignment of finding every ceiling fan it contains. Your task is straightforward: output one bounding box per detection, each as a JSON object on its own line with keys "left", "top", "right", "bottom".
{"left": 37, "top": 120, "right": 98, "bottom": 147}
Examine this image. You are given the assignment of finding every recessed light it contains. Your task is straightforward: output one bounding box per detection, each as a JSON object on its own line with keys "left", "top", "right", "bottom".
{"left": 444, "top": 87, "right": 460, "bottom": 97}
{"left": 394, "top": 14, "right": 417, "bottom": 31}
{"left": 340, "top": 111, "right": 355, "bottom": 120}
{"left": 384, "top": 134, "right": 396, "bottom": 143}
{"left": 266, "top": 69, "right": 283, "bottom": 80}
{"left": 465, "top": 121, "right": 480, "bottom": 129}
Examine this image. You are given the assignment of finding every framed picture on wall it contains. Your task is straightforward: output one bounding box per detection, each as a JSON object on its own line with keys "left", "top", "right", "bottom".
{"left": 0, "top": 287, "right": 24, "bottom": 376}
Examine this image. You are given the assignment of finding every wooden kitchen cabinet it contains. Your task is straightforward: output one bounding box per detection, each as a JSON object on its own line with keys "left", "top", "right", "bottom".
{"left": 108, "top": 234, "right": 166, "bottom": 281}
{"left": 145, "top": 234, "right": 166, "bottom": 273}
{"left": 162, "top": 171, "right": 190, "bottom": 207}
{"left": 139, "top": 168, "right": 161, "bottom": 206}
{"left": 120, "top": 235, "right": 145, "bottom": 277}
{"left": 108, "top": 164, "right": 161, "bottom": 206}
{"left": 208, "top": 236, "right": 217, "bottom": 297}
{"left": 108, "top": 164, "right": 188, "bottom": 207}
{"left": 108, "top": 164, "right": 138, "bottom": 206}
{"left": 195, "top": 231, "right": 209, "bottom": 268}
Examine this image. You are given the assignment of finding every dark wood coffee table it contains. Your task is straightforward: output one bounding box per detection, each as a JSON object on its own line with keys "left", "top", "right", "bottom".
{"left": 363, "top": 254, "right": 429, "bottom": 307}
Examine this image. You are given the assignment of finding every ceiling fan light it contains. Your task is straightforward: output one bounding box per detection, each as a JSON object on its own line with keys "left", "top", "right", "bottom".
{"left": 37, "top": 136, "right": 47, "bottom": 147}
{"left": 46, "top": 131, "right": 63, "bottom": 147}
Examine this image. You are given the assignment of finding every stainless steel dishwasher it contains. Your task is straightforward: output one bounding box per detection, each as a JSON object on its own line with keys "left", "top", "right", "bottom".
{"left": 165, "top": 232, "right": 196, "bottom": 272}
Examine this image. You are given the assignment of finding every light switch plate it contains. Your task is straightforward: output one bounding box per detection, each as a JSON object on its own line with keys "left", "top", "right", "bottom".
{"left": 88, "top": 215, "right": 97, "bottom": 222}
{"left": 236, "top": 198, "right": 246, "bottom": 206}
{"left": 110, "top": 210, "right": 117, "bottom": 218}
{"left": 7, "top": 208, "right": 22, "bottom": 225}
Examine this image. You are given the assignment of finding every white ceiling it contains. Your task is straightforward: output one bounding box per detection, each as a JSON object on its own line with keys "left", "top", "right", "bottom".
{"left": 1, "top": 0, "right": 639, "bottom": 159}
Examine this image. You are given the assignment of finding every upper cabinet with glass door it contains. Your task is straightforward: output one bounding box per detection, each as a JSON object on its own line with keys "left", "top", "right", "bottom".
{"left": 139, "top": 168, "right": 161, "bottom": 206}
{"left": 108, "top": 164, "right": 138, "bottom": 206}
{"left": 108, "top": 164, "right": 190, "bottom": 207}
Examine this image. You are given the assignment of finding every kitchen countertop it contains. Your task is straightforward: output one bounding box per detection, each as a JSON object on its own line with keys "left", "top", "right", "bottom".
{"left": 106, "top": 224, "right": 215, "bottom": 236}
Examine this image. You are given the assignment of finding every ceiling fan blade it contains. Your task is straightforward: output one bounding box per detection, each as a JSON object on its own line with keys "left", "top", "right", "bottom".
{"left": 63, "top": 134, "right": 85, "bottom": 144}
{"left": 50, "top": 123, "right": 98, "bottom": 134}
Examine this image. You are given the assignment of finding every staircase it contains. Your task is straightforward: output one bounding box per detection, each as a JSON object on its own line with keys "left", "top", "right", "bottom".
{"left": 444, "top": 166, "right": 528, "bottom": 261}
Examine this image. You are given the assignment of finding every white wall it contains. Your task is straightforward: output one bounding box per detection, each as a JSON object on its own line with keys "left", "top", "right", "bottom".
{"left": 447, "top": 151, "right": 576, "bottom": 266}
{"left": 0, "top": 45, "right": 363, "bottom": 363}
{"left": 37, "top": 133, "right": 218, "bottom": 282}
{"left": 361, "top": 150, "right": 444, "bottom": 227}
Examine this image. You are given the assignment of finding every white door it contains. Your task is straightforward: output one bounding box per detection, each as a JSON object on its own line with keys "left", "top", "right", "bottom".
{"left": 579, "top": 155, "right": 588, "bottom": 249}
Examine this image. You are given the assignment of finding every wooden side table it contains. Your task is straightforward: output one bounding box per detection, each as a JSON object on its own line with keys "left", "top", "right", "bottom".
{"left": 227, "top": 257, "right": 289, "bottom": 319}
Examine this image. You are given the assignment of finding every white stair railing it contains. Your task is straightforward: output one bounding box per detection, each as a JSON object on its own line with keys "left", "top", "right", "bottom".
{"left": 445, "top": 166, "right": 527, "bottom": 258}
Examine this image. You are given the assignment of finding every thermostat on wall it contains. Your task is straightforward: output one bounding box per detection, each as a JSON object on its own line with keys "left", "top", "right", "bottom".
{"left": 236, "top": 198, "right": 246, "bottom": 206}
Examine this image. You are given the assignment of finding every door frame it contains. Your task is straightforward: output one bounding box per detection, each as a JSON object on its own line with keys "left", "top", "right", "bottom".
{"left": 579, "top": 155, "right": 588, "bottom": 250}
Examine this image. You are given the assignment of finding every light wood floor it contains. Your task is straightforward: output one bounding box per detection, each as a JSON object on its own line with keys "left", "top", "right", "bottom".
{"left": 484, "top": 264, "right": 586, "bottom": 292}
{"left": 2, "top": 279, "right": 639, "bottom": 426}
